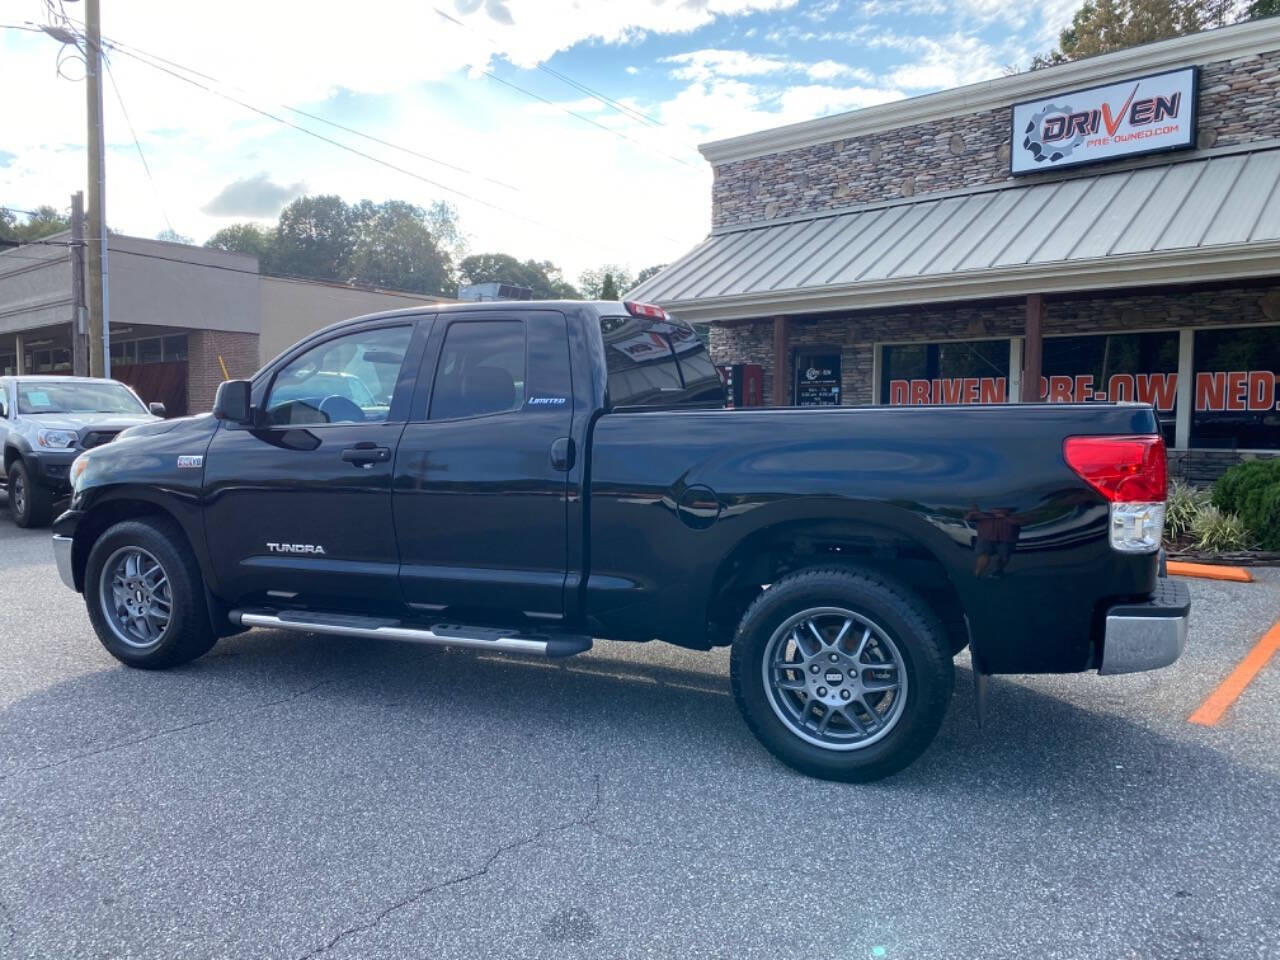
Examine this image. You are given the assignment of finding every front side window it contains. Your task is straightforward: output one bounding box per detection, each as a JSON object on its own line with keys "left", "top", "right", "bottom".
{"left": 429, "top": 321, "right": 525, "bottom": 420}
{"left": 264, "top": 325, "right": 412, "bottom": 426}
{"left": 16, "top": 380, "right": 146, "bottom": 415}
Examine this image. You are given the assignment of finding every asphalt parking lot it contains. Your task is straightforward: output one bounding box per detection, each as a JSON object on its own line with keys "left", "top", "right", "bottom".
{"left": 1, "top": 513, "right": 1278, "bottom": 960}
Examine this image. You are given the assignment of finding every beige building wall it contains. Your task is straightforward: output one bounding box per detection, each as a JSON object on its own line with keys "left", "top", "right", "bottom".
{"left": 257, "top": 276, "right": 446, "bottom": 366}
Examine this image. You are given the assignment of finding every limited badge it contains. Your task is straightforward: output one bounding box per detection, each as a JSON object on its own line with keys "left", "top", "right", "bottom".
{"left": 176, "top": 455, "right": 204, "bottom": 469}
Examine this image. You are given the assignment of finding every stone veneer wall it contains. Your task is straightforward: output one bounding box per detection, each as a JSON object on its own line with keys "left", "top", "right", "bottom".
{"left": 186, "top": 330, "right": 260, "bottom": 413}
{"left": 711, "top": 50, "right": 1280, "bottom": 228}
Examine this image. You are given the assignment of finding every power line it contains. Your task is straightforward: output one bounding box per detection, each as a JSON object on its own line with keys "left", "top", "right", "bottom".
{"left": 101, "top": 48, "right": 175, "bottom": 235}
{"left": 90, "top": 29, "right": 523, "bottom": 194}
{"left": 480, "top": 69, "right": 696, "bottom": 168}
{"left": 431, "top": 6, "right": 666, "bottom": 129}
{"left": 98, "top": 41, "right": 641, "bottom": 247}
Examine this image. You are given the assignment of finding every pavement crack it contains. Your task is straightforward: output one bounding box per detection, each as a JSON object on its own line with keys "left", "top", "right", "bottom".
{"left": 0, "top": 679, "right": 333, "bottom": 784}
{"left": 298, "top": 773, "right": 603, "bottom": 960}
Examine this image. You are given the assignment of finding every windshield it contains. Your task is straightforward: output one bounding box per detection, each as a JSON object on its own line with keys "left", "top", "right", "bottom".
{"left": 17, "top": 381, "right": 147, "bottom": 415}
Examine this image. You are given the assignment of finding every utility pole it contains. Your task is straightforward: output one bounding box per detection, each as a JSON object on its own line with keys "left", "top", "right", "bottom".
{"left": 84, "top": 0, "right": 110, "bottom": 378}
{"left": 70, "top": 191, "right": 88, "bottom": 376}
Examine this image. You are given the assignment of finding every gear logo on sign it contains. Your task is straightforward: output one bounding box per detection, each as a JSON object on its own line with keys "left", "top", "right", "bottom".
{"left": 1022, "top": 103, "right": 1084, "bottom": 165}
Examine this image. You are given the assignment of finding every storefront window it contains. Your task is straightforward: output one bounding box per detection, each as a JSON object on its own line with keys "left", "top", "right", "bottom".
{"left": 1042, "top": 331, "right": 1179, "bottom": 446}
{"left": 163, "top": 335, "right": 188, "bottom": 361}
{"left": 1190, "top": 326, "right": 1280, "bottom": 451}
{"left": 881, "top": 339, "right": 1010, "bottom": 404}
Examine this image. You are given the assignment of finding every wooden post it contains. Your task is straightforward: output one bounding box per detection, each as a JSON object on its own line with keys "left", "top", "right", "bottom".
{"left": 1022, "top": 294, "right": 1044, "bottom": 402}
{"left": 772, "top": 316, "right": 789, "bottom": 406}
{"left": 70, "top": 191, "right": 88, "bottom": 377}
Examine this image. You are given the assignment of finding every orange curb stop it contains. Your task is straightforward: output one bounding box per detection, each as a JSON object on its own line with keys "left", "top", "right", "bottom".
{"left": 1189, "top": 621, "right": 1280, "bottom": 727}
{"left": 1165, "top": 561, "right": 1253, "bottom": 583}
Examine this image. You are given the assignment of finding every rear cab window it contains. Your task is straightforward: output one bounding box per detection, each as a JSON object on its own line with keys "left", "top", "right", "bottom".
{"left": 600, "top": 315, "right": 725, "bottom": 408}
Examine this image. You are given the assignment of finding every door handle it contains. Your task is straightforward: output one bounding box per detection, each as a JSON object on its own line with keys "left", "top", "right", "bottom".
{"left": 341, "top": 443, "right": 391, "bottom": 466}
{"left": 550, "top": 436, "right": 575, "bottom": 472}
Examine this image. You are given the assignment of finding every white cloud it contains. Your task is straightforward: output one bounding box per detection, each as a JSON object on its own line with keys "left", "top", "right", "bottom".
{"left": 805, "top": 59, "right": 875, "bottom": 83}
{"left": 873, "top": 31, "right": 1005, "bottom": 90}
{"left": 663, "top": 49, "right": 792, "bottom": 82}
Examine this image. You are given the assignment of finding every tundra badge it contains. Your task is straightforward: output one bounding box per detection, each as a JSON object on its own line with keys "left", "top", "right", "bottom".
{"left": 266, "top": 542, "right": 327, "bottom": 555}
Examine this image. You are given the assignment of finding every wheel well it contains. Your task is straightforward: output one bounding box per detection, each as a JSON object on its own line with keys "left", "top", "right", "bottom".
{"left": 4, "top": 446, "right": 20, "bottom": 472}
{"left": 71, "top": 499, "right": 187, "bottom": 592}
{"left": 705, "top": 521, "right": 968, "bottom": 653}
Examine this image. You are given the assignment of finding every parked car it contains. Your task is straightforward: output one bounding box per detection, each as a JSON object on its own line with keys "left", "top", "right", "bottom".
{"left": 0, "top": 375, "right": 163, "bottom": 527}
{"left": 50, "top": 301, "right": 1188, "bottom": 781}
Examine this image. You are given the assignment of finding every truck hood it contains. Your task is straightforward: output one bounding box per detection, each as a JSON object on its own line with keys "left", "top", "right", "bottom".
{"left": 23, "top": 412, "right": 157, "bottom": 432}
{"left": 117, "top": 412, "right": 216, "bottom": 441}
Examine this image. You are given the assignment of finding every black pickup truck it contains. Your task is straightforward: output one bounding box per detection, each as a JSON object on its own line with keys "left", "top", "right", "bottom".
{"left": 51, "top": 300, "right": 1189, "bottom": 781}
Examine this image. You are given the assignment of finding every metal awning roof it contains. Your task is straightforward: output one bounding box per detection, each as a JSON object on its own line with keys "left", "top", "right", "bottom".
{"left": 631, "top": 146, "right": 1280, "bottom": 323}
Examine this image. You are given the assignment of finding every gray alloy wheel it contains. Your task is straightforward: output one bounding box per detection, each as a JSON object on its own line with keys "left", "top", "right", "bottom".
{"left": 10, "top": 468, "right": 26, "bottom": 518}
{"left": 761, "top": 605, "right": 908, "bottom": 751}
{"left": 98, "top": 545, "right": 173, "bottom": 649}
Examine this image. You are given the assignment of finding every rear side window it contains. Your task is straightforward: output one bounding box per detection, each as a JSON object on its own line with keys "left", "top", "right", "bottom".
{"left": 429, "top": 321, "right": 526, "bottom": 420}
{"left": 601, "top": 316, "right": 724, "bottom": 408}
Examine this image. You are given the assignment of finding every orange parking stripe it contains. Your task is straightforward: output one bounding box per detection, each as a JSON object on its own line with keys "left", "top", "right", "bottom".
{"left": 1166, "top": 561, "right": 1253, "bottom": 583}
{"left": 1189, "top": 621, "right": 1280, "bottom": 727}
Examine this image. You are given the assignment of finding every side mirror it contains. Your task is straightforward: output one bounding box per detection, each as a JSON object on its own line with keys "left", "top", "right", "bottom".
{"left": 212, "top": 379, "right": 252, "bottom": 424}
{"left": 148, "top": 401, "right": 167, "bottom": 418}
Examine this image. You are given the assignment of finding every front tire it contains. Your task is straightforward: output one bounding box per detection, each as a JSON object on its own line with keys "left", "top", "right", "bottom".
{"left": 8, "top": 459, "right": 53, "bottom": 528}
{"left": 730, "top": 567, "right": 954, "bottom": 782}
{"left": 84, "top": 518, "right": 216, "bottom": 669}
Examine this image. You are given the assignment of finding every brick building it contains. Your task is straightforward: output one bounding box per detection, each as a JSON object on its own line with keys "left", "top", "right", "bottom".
{"left": 0, "top": 233, "right": 449, "bottom": 415}
{"left": 631, "top": 19, "right": 1280, "bottom": 480}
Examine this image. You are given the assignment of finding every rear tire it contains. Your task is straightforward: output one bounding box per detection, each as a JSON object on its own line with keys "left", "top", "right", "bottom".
{"left": 8, "top": 459, "right": 53, "bottom": 528}
{"left": 84, "top": 518, "right": 216, "bottom": 669}
{"left": 730, "top": 567, "right": 953, "bottom": 782}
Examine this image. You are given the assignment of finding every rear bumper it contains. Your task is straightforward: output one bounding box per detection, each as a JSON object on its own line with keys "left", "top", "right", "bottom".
{"left": 1099, "top": 578, "right": 1191, "bottom": 675}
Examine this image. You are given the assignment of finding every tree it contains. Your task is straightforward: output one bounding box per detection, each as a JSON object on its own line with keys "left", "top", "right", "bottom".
{"left": 205, "top": 223, "right": 279, "bottom": 271}
{"left": 273, "top": 195, "right": 356, "bottom": 281}
{"left": 1032, "top": 0, "right": 1236, "bottom": 68}
{"left": 1242, "top": 0, "right": 1280, "bottom": 16}
{"left": 578, "top": 264, "right": 634, "bottom": 299}
{"left": 634, "top": 264, "right": 667, "bottom": 287}
{"left": 155, "top": 228, "right": 193, "bottom": 245}
{"left": 348, "top": 199, "right": 452, "bottom": 296}
{"left": 0, "top": 204, "right": 70, "bottom": 243}
{"left": 459, "top": 253, "right": 581, "bottom": 299}
{"left": 600, "top": 273, "right": 620, "bottom": 300}
{"left": 208, "top": 196, "right": 453, "bottom": 295}
{"left": 425, "top": 201, "right": 468, "bottom": 265}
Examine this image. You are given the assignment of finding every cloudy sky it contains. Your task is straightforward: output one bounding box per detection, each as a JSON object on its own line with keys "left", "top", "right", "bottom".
{"left": 0, "top": 0, "right": 1080, "bottom": 281}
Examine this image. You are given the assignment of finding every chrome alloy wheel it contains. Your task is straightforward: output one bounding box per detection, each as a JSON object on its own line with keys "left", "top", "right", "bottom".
{"left": 99, "top": 546, "right": 173, "bottom": 649}
{"left": 11, "top": 470, "right": 26, "bottom": 516}
{"left": 761, "top": 606, "right": 908, "bottom": 750}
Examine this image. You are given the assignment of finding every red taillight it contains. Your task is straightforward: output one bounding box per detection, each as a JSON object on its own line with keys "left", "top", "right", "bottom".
{"left": 624, "top": 300, "right": 667, "bottom": 321}
{"left": 1063, "top": 435, "right": 1167, "bottom": 502}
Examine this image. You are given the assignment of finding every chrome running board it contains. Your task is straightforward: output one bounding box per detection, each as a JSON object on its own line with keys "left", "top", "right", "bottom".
{"left": 229, "top": 609, "right": 592, "bottom": 658}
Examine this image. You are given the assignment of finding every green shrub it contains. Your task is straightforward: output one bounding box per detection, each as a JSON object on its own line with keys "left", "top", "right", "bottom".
{"left": 1165, "top": 480, "right": 1210, "bottom": 540}
{"left": 1212, "top": 459, "right": 1280, "bottom": 550}
{"left": 1190, "top": 505, "right": 1252, "bottom": 553}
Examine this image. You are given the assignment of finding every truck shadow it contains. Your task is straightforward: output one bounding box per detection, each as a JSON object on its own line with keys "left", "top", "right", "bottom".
{"left": 1, "top": 626, "right": 1271, "bottom": 809}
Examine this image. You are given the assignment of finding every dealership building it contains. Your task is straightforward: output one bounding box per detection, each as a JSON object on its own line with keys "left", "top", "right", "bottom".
{"left": 632, "top": 18, "right": 1280, "bottom": 480}
{"left": 0, "top": 233, "right": 447, "bottom": 415}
